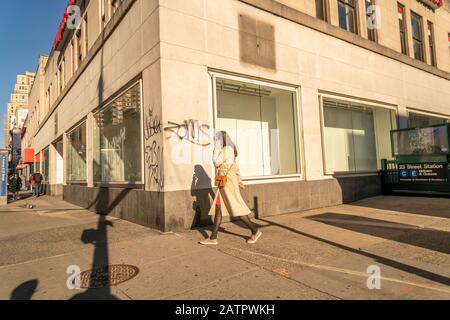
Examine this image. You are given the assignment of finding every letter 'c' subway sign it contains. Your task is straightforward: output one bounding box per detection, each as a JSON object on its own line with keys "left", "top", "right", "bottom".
{"left": 52, "top": 0, "right": 77, "bottom": 50}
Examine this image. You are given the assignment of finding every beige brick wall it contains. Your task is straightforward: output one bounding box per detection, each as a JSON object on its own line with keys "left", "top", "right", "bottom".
{"left": 277, "top": 0, "right": 450, "bottom": 72}
{"left": 157, "top": 0, "right": 450, "bottom": 191}
{"left": 24, "top": 0, "right": 450, "bottom": 193}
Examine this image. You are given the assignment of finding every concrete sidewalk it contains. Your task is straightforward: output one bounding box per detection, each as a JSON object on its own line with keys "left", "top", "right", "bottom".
{"left": 0, "top": 195, "right": 449, "bottom": 300}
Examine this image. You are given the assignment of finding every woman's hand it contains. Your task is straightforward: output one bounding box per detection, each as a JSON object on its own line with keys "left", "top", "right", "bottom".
{"left": 239, "top": 182, "right": 245, "bottom": 189}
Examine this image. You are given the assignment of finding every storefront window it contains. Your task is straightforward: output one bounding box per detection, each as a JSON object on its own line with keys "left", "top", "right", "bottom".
{"left": 67, "top": 122, "right": 87, "bottom": 182}
{"left": 94, "top": 82, "right": 142, "bottom": 183}
{"left": 322, "top": 98, "right": 397, "bottom": 173}
{"left": 42, "top": 148, "right": 50, "bottom": 181}
{"left": 215, "top": 78, "right": 300, "bottom": 178}
{"left": 408, "top": 112, "right": 448, "bottom": 128}
{"left": 392, "top": 125, "right": 449, "bottom": 156}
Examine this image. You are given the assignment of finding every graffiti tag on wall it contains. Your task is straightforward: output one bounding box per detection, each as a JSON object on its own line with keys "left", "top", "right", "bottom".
{"left": 165, "top": 120, "right": 210, "bottom": 146}
{"left": 144, "top": 107, "right": 162, "bottom": 140}
{"left": 144, "top": 106, "right": 164, "bottom": 191}
{"left": 145, "top": 140, "right": 164, "bottom": 191}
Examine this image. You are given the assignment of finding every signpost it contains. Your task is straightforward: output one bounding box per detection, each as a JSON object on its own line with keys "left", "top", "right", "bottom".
{"left": 0, "top": 149, "right": 9, "bottom": 205}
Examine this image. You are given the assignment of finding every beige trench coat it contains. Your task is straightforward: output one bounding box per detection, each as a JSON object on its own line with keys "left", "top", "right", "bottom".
{"left": 208, "top": 146, "right": 252, "bottom": 217}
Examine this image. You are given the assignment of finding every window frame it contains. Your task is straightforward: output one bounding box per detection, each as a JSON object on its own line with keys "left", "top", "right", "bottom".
{"left": 40, "top": 147, "right": 50, "bottom": 181}
{"left": 338, "top": 0, "right": 359, "bottom": 35}
{"left": 407, "top": 109, "right": 449, "bottom": 127}
{"left": 411, "top": 11, "right": 425, "bottom": 62}
{"left": 427, "top": 20, "right": 437, "bottom": 67}
{"left": 319, "top": 93, "right": 398, "bottom": 175}
{"left": 448, "top": 33, "right": 450, "bottom": 53}
{"left": 92, "top": 79, "right": 145, "bottom": 186}
{"left": 315, "top": 0, "right": 330, "bottom": 22}
{"left": 209, "top": 71, "right": 304, "bottom": 183}
{"left": 365, "top": 0, "right": 378, "bottom": 42}
{"left": 398, "top": 2, "right": 409, "bottom": 55}
{"left": 66, "top": 120, "right": 88, "bottom": 184}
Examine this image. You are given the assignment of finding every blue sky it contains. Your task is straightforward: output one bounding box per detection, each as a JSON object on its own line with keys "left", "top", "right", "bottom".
{"left": 0, "top": 0, "right": 67, "bottom": 147}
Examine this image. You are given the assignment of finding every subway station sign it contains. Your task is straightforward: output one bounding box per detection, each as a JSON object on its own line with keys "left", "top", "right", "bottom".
{"left": 0, "top": 150, "right": 8, "bottom": 198}
{"left": 398, "top": 163, "right": 448, "bottom": 182}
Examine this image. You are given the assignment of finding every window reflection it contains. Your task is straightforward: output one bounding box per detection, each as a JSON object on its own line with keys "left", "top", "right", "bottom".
{"left": 94, "top": 82, "right": 142, "bottom": 183}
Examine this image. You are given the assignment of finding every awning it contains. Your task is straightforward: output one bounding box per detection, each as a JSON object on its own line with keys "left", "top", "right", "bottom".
{"left": 416, "top": 0, "right": 444, "bottom": 10}
{"left": 23, "top": 148, "right": 42, "bottom": 164}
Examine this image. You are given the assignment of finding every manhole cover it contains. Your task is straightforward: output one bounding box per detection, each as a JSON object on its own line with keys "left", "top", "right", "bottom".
{"left": 80, "top": 265, "right": 139, "bottom": 288}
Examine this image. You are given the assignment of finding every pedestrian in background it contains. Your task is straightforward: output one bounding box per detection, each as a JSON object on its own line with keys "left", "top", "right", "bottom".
{"left": 20, "top": 174, "right": 27, "bottom": 191}
{"left": 29, "top": 175, "right": 36, "bottom": 196}
{"left": 10, "top": 173, "right": 22, "bottom": 201}
{"left": 32, "top": 171, "right": 43, "bottom": 197}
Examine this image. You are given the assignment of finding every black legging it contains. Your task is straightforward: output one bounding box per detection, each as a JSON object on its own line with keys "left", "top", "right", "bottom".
{"left": 210, "top": 202, "right": 258, "bottom": 240}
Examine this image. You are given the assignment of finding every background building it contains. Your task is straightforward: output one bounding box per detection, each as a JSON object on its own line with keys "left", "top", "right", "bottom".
{"left": 4, "top": 72, "right": 35, "bottom": 172}
{"left": 20, "top": 55, "right": 49, "bottom": 179}
{"left": 22, "top": 0, "right": 450, "bottom": 231}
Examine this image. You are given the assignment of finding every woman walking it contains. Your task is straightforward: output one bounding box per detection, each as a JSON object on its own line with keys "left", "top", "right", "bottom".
{"left": 200, "top": 131, "right": 262, "bottom": 246}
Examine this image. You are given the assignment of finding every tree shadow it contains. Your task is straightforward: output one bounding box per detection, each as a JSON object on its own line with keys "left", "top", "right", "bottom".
{"left": 10, "top": 280, "right": 38, "bottom": 300}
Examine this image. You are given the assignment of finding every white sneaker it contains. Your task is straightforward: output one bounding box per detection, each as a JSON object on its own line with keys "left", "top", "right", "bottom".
{"left": 199, "top": 239, "right": 218, "bottom": 246}
{"left": 247, "top": 231, "right": 262, "bottom": 244}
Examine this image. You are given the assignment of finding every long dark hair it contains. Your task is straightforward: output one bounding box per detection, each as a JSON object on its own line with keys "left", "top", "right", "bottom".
{"left": 217, "top": 131, "right": 238, "bottom": 158}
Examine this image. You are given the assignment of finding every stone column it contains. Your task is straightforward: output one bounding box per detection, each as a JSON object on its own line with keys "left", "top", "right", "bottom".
{"left": 301, "top": 86, "right": 327, "bottom": 181}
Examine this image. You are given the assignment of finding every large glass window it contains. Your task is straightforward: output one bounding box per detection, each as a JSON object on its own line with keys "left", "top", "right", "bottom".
{"left": 338, "top": 0, "right": 357, "bottom": 34}
{"left": 67, "top": 122, "right": 87, "bottom": 182}
{"left": 94, "top": 82, "right": 142, "bottom": 183}
{"left": 215, "top": 77, "right": 300, "bottom": 178}
{"left": 393, "top": 125, "right": 449, "bottom": 156}
{"left": 409, "top": 112, "right": 448, "bottom": 128}
{"left": 411, "top": 12, "right": 424, "bottom": 62}
{"left": 42, "top": 148, "right": 50, "bottom": 181}
{"left": 322, "top": 98, "right": 397, "bottom": 173}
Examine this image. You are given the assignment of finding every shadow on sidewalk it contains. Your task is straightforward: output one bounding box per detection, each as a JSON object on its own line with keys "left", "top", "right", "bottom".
{"left": 70, "top": 214, "right": 118, "bottom": 300}
{"left": 308, "top": 212, "right": 450, "bottom": 254}
{"left": 10, "top": 280, "right": 38, "bottom": 300}
{"left": 258, "top": 217, "right": 450, "bottom": 287}
{"left": 352, "top": 196, "right": 450, "bottom": 219}
{"left": 7, "top": 192, "right": 33, "bottom": 203}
